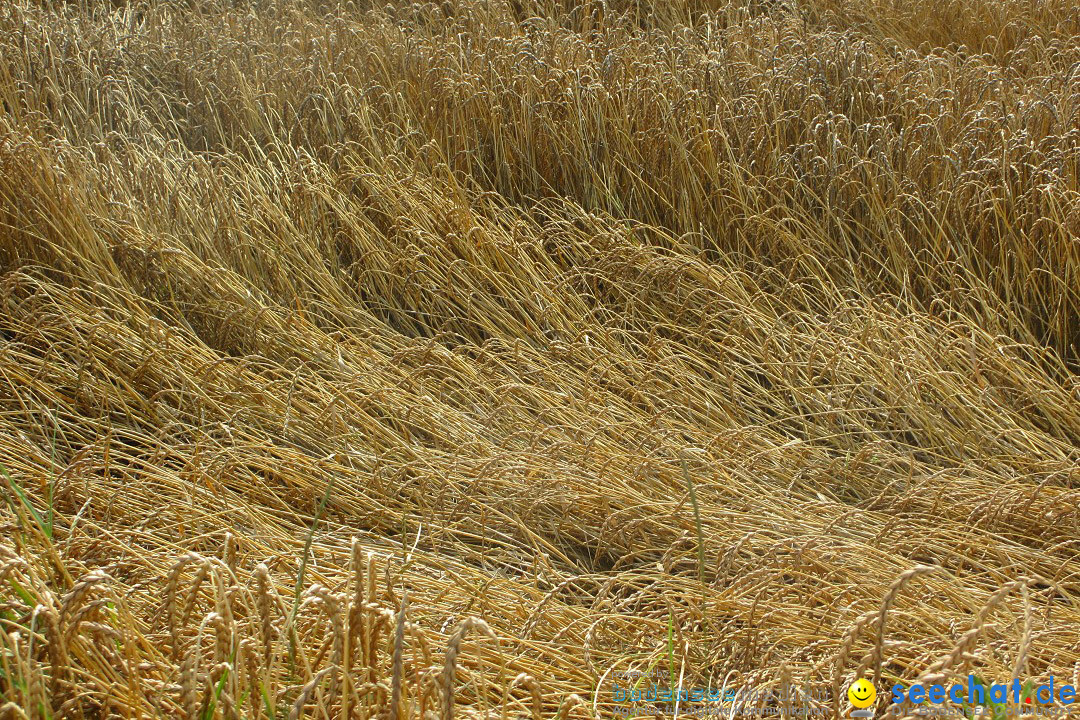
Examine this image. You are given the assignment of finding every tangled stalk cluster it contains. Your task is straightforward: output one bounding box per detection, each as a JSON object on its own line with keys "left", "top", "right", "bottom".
{"left": 0, "top": 0, "right": 1078, "bottom": 718}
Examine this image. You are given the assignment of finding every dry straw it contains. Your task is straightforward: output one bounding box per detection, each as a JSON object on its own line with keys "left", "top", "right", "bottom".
{"left": 0, "top": 0, "right": 1079, "bottom": 717}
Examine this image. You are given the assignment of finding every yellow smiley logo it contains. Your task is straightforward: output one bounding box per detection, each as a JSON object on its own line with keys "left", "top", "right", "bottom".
{"left": 848, "top": 678, "right": 876, "bottom": 709}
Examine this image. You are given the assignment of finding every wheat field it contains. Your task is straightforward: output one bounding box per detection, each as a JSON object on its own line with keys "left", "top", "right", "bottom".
{"left": 0, "top": 0, "right": 1079, "bottom": 718}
